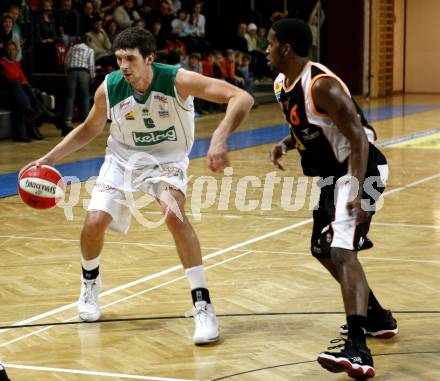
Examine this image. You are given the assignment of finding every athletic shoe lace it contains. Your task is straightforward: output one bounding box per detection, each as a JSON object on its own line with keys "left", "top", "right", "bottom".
{"left": 327, "top": 338, "right": 348, "bottom": 350}
{"left": 82, "top": 281, "right": 97, "bottom": 304}
{"left": 185, "top": 302, "right": 208, "bottom": 324}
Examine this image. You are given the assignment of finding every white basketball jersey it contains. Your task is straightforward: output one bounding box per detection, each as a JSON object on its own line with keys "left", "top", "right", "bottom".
{"left": 104, "top": 62, "right": 195, "bottom": 168}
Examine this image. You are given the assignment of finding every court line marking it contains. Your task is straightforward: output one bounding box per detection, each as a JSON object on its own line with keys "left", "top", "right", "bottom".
{"left": 382, "top": 172, "right": 440, "bottom": 196}
{"left": 0, "top": 218, "right": 311, "bottom": 334}
{"left": 372, "top": 222, "right": 440, "bottom": 229}
{"left": 0, "top": 251, "right": 256, "bottom": 347}
{"left": 0, "top": 172, "right": 437, "bottom": 350}
{"left": 0, "top": 175, "right": 439, "bottom": 376}
{"left": 1, "top": 172, "right": 439, "bottom": 334}
{"left": 250, "top": 250, "right": 440, "bottom": 264}
{"left": 0, "top": 220, "right": 438, "bottom": 251}
{"left": 3, "top": 363, "right": 199, "bottom": 381}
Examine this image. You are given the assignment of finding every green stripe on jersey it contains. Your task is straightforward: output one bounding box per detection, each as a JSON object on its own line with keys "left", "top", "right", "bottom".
{"left": 107, "top": 62, "right": 178, "bottom": 108}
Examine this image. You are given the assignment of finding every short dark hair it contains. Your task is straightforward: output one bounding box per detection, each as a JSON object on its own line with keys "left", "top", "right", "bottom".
{"left": 270, "top": 18, "right": 312, "bottom": 57}
{"left": 112, "top": 27, "right": 156, "bottom": 58}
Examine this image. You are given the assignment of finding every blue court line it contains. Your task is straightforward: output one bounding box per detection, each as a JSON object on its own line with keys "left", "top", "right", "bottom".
{"left": 1, "top": 104, "right": 439, "bottom": 198}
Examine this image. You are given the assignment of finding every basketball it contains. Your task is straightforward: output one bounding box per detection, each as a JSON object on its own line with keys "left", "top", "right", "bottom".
{"left": 18, "top": 165, "right": 65, "bottom": 209}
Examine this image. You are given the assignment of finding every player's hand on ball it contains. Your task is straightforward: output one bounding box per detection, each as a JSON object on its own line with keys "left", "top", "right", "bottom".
{"left": 19, "top": 157, "right": 54, "bottom": 178}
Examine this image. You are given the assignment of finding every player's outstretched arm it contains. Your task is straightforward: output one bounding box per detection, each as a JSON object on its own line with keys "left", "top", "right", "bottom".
{"left": 175, "top": 70, "right": 254, "bottom": 172}
{"left": 20, "top": 83, "right": 108, "bottom": 175}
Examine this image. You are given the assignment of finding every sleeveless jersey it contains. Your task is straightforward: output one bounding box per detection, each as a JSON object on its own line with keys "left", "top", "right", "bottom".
{"left": 274, "top": 61, "right": 376, "bottom": 177}
{"left": 104, "top": 62, "right": 195, "bottom": 168}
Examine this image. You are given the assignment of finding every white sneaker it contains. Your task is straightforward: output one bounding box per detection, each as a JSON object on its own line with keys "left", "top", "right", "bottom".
{"left": 189, "top": 301, "right": 219, "bottom": 344}
{"left": 78, "top": 275, "right": 101, "bottom": 322}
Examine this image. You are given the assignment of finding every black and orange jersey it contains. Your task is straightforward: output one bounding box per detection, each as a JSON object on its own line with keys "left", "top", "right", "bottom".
{"left": 274, "top": 61, "right": 376, "bottom": 177}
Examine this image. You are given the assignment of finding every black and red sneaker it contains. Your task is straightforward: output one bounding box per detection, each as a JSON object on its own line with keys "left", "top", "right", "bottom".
{"left": 317, "top": 338, "right": 375, "bottom": 379}
{"left": 340, "top": 310, "right": 398, "bottom": 338}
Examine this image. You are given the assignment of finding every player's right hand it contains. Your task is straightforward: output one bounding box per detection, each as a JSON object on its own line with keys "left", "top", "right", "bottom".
{"left": 269, "top": 142, "right": 287, "bottom": 170}
{"left": 19, "top": 158, "right": 54, "bottom": 177}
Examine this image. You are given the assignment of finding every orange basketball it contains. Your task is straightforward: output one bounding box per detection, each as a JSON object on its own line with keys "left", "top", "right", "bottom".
{"left": 18, "top": 165, "right": 65, "bottom": 209}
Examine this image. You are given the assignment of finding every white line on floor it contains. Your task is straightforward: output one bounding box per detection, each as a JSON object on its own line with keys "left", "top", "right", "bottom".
{"left": 0, "top": 172, "right": 438, "bottom": 347}
{"left": 3, "top": 363, "right": 199, "bottom": 381}
{"left": 0, "top": 251, "right": 255, "bottom": 348}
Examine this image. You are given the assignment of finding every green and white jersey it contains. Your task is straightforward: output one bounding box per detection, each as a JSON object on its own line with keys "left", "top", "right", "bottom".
{"left": 103, "top": 62, "right": 195, "bottom": 167}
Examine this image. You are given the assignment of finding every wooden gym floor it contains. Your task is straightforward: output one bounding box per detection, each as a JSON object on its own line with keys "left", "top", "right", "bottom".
{"left": 0, "top": 94, "right": 439, "bottom": 380}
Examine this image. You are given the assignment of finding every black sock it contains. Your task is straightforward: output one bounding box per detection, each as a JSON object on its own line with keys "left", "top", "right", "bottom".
{"left": 82, "top": 266, "right": 99, "bottom": 281}
{"left": 191, "top": 288, "right": 211, "bottom": 305}
{"left": 347, "top": 314, "right": 367, "bottom": 345}
{"left": 368, "top": 290, "right": 384, "bottom": 316}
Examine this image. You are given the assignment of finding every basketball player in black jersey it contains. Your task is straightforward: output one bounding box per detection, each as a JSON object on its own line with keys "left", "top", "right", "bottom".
{"left": 267, "top": 18, "right": 397, "bottom": 379}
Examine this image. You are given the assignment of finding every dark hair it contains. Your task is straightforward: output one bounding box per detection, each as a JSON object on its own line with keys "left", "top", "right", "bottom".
{"left": 112, "top": 27, "right": 156, "bottom": 58}
{"left": 1, "top": 14, "right": 13, "bottom": 23}
{"left": 270, "top": 18, "right": 312, "bottom": 57}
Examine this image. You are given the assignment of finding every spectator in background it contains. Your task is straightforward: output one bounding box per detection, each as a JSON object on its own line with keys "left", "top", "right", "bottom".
{"left": 34, "top": 0, "right": 58, "bottom": 71}
{"left": 308, "top": 1, "right": 325, "bottom": 61}
{"left": 211, "top": 49, "right": 224, "bottom": 80}
{"left": 246, "top": 22, "right": 267, "bottom": 79}
{"left": 183, "top": 52, "right": 204, "bottom": 115}
{"left": 231, "top": 22, "right": 248, "bottom": 53}
{"left": 0, "top": 14, "right": 21, "bottom": 60}
{"left": 150, "top": 19, "right": 169, "bottom": 61}
{"left": 0, "top": 40, "right": 58, "bottom": 139}
{"left": 8, "top": 4, "right": 22, "bottom": 39}
{"left": 222, "top": 49, "right": 244, "bottom": 88}
{"left": 101, "top": 0, "right": 120, "bottom": 19}
{"left": 256, "top": 26, "right": 268, "bottom": 51}
{"left": 112, "top": 0, "right": 141, "bottom": 29}
{"left": 79, "top": 0, "right": 98, "bottom": 35}
{"left": 64, "top": 35, "right": 94, "bottom": 131}
{"left": 133, "top": 18, "right": 146, "bottom": 28}
{"left": 202, "top": 50, "right": 214, "bottom": 77}
{"left": 165, "top": 0, "right": 181, "bottom": 15}
{"left": 147, "top": 1, "right": 174, "bottom": 35}
{"left": 86, "top": 16, "right": 113, "bottom": 66}
{"left": 183, "top": 0, "right": 208, "bottom": 53}
{"left": 237, "top": 52, "right": 254, "bottom": 95}
{"left": 171, "top": 8, "right": 188, "bottom": 39}
{"left": 166, "top": 47, "right": 183, "bottom": 67}
{"left": 186, "top": 1, "right": 205, "bottom": 38}
{"left": 55, "top": 0, "right": 80, "bottom": 46}
{"left": 244, "top": 22, "right": 257, "bottom": 52}
{"left": 0, "top": 52, "right": 31, "bottom": 142}
{"left": 183, "top": 52, "right": 202, "bottom": 73}
{"left": 105, "top": 19, "right": 119, "bottom": 43}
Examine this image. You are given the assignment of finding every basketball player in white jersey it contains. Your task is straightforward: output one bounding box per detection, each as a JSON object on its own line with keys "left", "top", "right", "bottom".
{"left": 267, "top": 18, "right": 397, "bottom": 378}
{"left": 22, "top": 27, "right": 254, "bottom": 345}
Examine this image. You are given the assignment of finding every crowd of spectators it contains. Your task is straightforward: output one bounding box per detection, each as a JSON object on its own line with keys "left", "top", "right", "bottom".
{"left": 0, "top": 0, "right": 275, "bottom": 142}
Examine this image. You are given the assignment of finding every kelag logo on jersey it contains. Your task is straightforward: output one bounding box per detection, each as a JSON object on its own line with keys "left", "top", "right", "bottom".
{"left": 132, "top": 126, "right": 177, "bottom": 146}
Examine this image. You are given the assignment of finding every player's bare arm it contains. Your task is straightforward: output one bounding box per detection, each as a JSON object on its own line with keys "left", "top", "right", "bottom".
{"left": 175, "top": 70, "right": 254, "bottom": 172}
{"left": 312, "top": 76, "right": 369, "bottom": 223}
{"left": 20, "top": 83, "right": 108, "bottom": 175}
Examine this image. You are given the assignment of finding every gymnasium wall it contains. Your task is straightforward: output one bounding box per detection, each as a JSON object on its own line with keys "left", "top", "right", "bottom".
{"left": 405, "top": 0, "right": 440, "bottom": 93}
{"left": 393, "top": 0, "right": 405, "bottom": 92}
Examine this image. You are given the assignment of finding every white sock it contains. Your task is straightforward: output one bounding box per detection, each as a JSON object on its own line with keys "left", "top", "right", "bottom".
{"left": 81, "top": 256, "right": 100, "bottom": 271}
{"left": 185, "top": 265, "right": 207, "bottom": 290}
